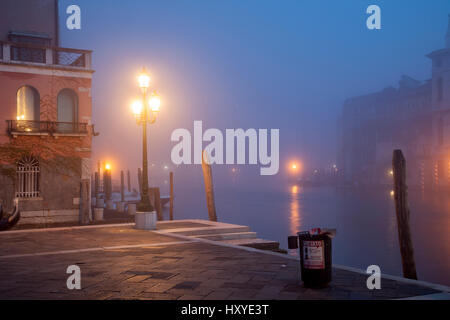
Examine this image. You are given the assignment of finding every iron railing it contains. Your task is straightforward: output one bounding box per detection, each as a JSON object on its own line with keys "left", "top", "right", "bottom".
{"left": 10, "top": 44, "right": 46, "bottom": 63}
{"left": 7, "top": 120, "right": 88, "bottom": 135}
{"left": 54, "top": 48, "right": 86, "bottom": 67}
{"left": 0, "top": 42, "right": 92, "bottom": 70}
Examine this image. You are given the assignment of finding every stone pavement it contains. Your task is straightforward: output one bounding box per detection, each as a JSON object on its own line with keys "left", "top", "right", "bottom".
{"left": 0, "top": 221, "right": 447, "bottom": 300}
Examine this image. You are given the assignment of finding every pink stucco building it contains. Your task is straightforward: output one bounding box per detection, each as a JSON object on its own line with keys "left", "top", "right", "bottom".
{"left": 0, "top": 0, "right": 96, "bottom": 225}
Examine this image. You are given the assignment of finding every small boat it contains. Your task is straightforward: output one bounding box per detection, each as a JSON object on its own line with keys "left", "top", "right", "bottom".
{"left": 0, "top": 199, "right": 21, "bottom": 231}
{"left": 161, "top": 196, "right": 170, "bottom": 207}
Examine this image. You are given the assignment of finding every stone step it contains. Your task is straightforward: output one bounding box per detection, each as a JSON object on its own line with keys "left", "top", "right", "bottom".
{"left": 222, "top": 238, "right": 280, "bottom": 251}
{"left": 195, "top": 231, "right": 257, "bottom": 241}
{"left": 172, "top": 226, "right": 251, "bottom": 236}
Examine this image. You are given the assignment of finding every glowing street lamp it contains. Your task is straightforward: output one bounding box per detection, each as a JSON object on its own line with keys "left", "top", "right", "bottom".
{"left": 131, "top": 100, "right": 143, "bottom": 118}
{"left": 131, "top": 67, "right": 162, "bottom": 212}
{"left": 138, "top": 69, "right": 150, "bottom": 90}
{"left": 149, "top": 91, "right": 161, "bottom": 112}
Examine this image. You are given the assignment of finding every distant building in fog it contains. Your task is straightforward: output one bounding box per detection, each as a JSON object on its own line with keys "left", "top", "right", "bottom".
{"left": 339, "top": 14, "right": 450, "bottom": 188}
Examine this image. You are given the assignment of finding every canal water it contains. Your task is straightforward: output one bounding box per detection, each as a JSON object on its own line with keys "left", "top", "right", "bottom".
{"left": 170, "top": 184, "right": 450, "bottom": 286}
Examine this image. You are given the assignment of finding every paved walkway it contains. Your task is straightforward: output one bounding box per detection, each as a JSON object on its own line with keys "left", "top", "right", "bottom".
{"left": 0, "top": 221, "right": 448, "bottom": 300}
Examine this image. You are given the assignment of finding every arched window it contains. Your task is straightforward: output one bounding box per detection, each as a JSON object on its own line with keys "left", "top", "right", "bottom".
{"left": 57, "top": 89, "right": 78, "bottom": 132}
{"left": 17, "top": 86, "right": 39, "bottom": 121}
{"left": 16, "top": 156, "right": 40, "bottom": 198}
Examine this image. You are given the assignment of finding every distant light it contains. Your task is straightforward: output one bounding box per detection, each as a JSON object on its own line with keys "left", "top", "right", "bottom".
{"left": 389, "top": 170, "right": 394, "bottom": 176}
{"left": 289, "top": 161, "right": 301, "bottom": 174}
{"left": 231, "top": 168, "right": 237, "bottom": 173}
{"left": 164, "top": 165, "right": 168, "bottom": 170}
{"left": 291, "top": 185, "right": 299, "bottom": 194}
{"left": 390, "top": 190, "right": 394, "bottom": 197}
{"left": 105, "top": 163, "right": 111, "bottom": 171}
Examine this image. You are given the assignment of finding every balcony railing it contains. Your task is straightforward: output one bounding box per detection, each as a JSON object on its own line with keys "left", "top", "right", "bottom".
{"left": 0, "top": 41, "right": 92, "bottom": 70}
{"left": 7, "top": 120, "right": 88, "bottom": 135}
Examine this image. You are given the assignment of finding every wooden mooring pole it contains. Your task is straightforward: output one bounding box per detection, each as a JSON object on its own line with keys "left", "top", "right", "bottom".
{"left": 80, "top": 179, "right": 90, "bottom": 224}
{"left": 201, "top": 150, "right": 218, "bottom": 222}
{"left": 103, "top": 170, "right": 111, "bottom": 200}
{"left": 392, "top": 149, "right": 418, "bottom": 280}
{"left": 170, "top": 171, "right": 174, "bottom": 220}
{"left": 137, "top": 168, "right": 143, "bottom": 196}
{"left": 120, "top": 170, "right": 125, "bottom": 202}
{"left": 127, "top": 170, "right": 131, "bottom": 192}
{"left": 94, "top": 172, "right": 100, "bottom": 200}
{"left": 150, "top": 187, "right": 163, "bottom": 221}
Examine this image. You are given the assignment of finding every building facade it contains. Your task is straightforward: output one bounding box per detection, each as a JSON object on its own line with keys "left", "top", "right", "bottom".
{"left": 339, "top": 14, "right": 450, "bottom": 189}
{"left": 0, "top": 0, "right": 95, "bottom": 224}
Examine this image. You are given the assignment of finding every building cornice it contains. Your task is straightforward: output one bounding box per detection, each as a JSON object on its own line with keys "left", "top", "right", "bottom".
{"left": 426, "top": 48, "right": 450, "bottom": 59}
{"left": 0, "top": 62, "right": 94, "bottom": 79}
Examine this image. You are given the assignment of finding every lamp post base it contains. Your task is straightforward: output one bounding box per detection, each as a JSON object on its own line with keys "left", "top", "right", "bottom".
{"left": 135, "top": 211, "right": 157, "bottom": 230}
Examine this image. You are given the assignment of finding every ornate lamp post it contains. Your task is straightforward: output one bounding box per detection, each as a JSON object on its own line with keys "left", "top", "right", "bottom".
{"left": 132, "top": 68, "right": 161, "bottom": 212}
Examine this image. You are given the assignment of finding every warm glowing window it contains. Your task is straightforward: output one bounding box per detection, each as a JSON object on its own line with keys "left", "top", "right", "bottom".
{"left": 16, "top": 86, "right": 39, "bottom": 121}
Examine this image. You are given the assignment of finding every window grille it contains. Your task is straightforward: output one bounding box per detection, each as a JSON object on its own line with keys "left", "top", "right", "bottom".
{"left": 16, "top": 156, "right": 40, "bottom": 198}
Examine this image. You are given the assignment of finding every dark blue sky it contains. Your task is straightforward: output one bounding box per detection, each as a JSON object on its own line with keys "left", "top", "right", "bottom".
{"left": 59, "top": 0, "right": 450, "bottom": 186}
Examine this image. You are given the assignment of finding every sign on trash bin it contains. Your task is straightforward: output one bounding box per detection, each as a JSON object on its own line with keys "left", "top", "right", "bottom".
{"left": 303, "top": 240, "right": 325, "bottom": 269}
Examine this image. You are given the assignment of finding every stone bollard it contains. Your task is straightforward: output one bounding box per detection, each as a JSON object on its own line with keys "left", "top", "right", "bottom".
{"left": 94, "top": 207, "right": 104, "bottom": 221}
{"left": 116, "top": 202, "right": 125, "bottom": 212}
{"left": 127, "top": 203, "right": 136, "bottom": 216}
{"left": 106, "top": 199, "right": 114, "bottom": 210}
{"left": 96, "top": 198, "right": 105, "bottom": 208}
{"left": 135, "top": 211, "right": 157, "bottom": 230}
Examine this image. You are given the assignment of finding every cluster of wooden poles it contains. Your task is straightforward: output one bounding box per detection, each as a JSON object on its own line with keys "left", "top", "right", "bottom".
{"left": 91, "top": 168, "right": 174, "bottom": 221}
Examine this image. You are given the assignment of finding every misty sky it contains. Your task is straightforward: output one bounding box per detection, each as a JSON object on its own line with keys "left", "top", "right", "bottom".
{"left": 58, "top": 0, "right": 450, "bottom": 188}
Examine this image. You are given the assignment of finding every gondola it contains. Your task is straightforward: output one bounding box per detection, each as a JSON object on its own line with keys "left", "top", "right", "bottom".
{"left": 0, "top": 200, "right": 20, "bottom": 231}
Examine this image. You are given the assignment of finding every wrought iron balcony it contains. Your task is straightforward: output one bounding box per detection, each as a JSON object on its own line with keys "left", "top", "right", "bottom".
{"left": 0, "top": 41, "right": 92, "bottom": 71}
{"left": 7, "top": 120, "right": 88, "bottom": 136}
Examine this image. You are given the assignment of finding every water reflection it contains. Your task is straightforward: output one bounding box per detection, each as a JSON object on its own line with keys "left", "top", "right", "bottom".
{"left": 387, "top": 188, "right": 398, "bottom": 250}
{"left": 289, "top": 184, "right": 302, "bottom": 237}
{"left": 175, "top": 184, "right": 450, "bottom": 285}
